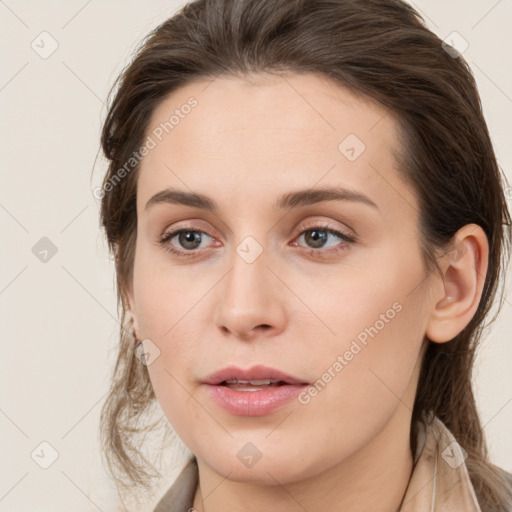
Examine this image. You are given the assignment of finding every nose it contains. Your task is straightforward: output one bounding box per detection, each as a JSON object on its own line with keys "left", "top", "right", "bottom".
{"left": 213, "top": 243, "right": 287, "bottom": 342}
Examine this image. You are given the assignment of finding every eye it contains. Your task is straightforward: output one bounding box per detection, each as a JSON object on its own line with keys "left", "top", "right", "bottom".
{"left": 292, "top": 223, "right": 356, "bottom": 254}
{"left": 157, "top": 222, "right": 356, "bottom": 257}
{"left": 158, "top": 228, "right": 216, "bottom": 256}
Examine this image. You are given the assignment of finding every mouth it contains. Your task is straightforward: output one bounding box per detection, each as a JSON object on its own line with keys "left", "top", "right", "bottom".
{"left": 219, "top": 378, "right": 290, "bottom": 391}
{"left": 201, "top": 365, "right": 310, "bottom": 416}
{"left": 202, "top": 364, "right": 310, "bottom": 388}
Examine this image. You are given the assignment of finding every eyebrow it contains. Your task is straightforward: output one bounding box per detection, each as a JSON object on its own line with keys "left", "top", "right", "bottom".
{"left": 144, "top": 185, "right": 379, "bottom": 213}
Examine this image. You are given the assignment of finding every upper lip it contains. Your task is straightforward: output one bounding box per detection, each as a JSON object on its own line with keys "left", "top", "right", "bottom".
{"left": 202, "top": 364, "right": 310, "bottom": 385}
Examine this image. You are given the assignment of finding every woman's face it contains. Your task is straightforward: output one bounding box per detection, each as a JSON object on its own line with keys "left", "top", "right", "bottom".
{"left": 128, "top": 72, "right": 438, "bottom": 484}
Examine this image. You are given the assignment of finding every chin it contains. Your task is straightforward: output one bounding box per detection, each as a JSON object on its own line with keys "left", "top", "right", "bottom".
{"left": 197, "top": 445, "right": 322, "bottom": 486}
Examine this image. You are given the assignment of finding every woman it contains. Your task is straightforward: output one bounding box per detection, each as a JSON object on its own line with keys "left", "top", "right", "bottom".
{"left": 97, "top": 0, "right": 512, "bottom": 510}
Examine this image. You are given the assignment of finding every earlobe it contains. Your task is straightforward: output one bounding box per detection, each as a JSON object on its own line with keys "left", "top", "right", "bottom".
{"left": 130, "top": 311, "right": 141, "bottom": 341}
{"left": 425, "top": 224, "right": 489, "bottom": 344}
{"left": 126, "top": 289, "right": 141, "bottom": 341}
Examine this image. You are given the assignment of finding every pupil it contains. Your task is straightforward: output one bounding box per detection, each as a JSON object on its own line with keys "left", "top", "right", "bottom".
{"left": 180, "top": 231, "right": 201, "bottom": 249}
{"left": 307, "top": 229, "right": 327, "bottom": 248}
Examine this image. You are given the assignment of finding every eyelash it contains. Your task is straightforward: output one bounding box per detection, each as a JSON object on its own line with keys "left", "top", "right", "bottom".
{"left": 157, "top": 222, "right": 356, "bottom": 258}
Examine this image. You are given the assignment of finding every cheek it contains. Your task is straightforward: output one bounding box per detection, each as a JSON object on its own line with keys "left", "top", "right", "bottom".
{"left": 131, "top": 254, "right": 204, "bottom": 409}
{"left": 132, "top": 243, "right": 212, "bottom": 342}
{"left": 289, "top": 312, "right": 423, "bottom": 468}
{"left": 299, "top": 257, "right": 427, "bottom": 415}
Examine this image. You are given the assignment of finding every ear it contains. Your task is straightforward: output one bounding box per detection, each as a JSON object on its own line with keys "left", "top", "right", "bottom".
{"left": 126, "top": 286, "right": 141, "bottom": 341}
{"left": 425, "top": 224, "right": 489, "bottom": 344}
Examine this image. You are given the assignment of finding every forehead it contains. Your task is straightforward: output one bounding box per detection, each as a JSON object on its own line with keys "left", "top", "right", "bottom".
{"left": 145, "top": 71, "right": 397, "bottom": 152}
{"left": 136, "top": 72, "right": 415, "bottom": 218}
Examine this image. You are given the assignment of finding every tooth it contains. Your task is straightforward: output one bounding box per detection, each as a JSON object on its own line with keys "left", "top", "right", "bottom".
{"left": 249, "top": 379, "right": 273, "bottom": 385}
{"left": 223, "top": 379, "right": 277, "bottom": 385}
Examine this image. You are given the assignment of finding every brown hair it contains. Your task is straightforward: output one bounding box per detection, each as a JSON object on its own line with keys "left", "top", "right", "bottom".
{"left": 98, "top": 0, "right": 512, "bottom": 509}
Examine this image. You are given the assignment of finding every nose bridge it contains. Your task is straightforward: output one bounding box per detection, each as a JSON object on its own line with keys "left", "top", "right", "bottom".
{"left": 224, "top": 209, "right": 272, "bottom": 285}
{"left": 224, "top": 235, "right": 270, "bottom": 311}
{"left": 214, "top": 231, "right": 285, "bottom": 338}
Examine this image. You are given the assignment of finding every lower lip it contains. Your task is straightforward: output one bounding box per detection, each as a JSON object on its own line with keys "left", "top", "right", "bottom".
{"left": 204, "top": 384, "right": 308, "bottom": 416}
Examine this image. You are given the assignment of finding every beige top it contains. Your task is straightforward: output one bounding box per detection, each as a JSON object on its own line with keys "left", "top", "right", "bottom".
{"left": 152, "top": 416, "right": 499, "bottom": 511}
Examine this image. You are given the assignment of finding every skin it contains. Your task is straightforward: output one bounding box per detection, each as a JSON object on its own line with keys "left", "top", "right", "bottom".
{"left": 127, "top": 72, "right": 488, "bottom": 512}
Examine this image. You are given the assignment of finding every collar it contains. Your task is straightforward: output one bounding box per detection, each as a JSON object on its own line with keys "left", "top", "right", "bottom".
{"left": 399, "top": 415, "right": 481, "bottom": 511}
{"left": 152, "top": 416, "right": 482, "bottom": 512}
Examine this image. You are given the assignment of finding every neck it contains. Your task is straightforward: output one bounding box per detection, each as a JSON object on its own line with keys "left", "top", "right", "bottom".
{"left": 192, "top": 405, "right": 415, "bottom": 512}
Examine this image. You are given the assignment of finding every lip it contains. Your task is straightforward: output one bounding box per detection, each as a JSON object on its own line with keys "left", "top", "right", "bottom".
{"left": 201, "top": 364, "right": 309, "bottom": 386}
{"left": 201, "top": 365, "right": 310, "bottom": 417}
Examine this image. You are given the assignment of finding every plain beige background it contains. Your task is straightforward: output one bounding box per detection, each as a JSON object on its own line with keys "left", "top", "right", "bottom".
{"left": 1, "top": 0, "right": 511, "bottom": 510}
